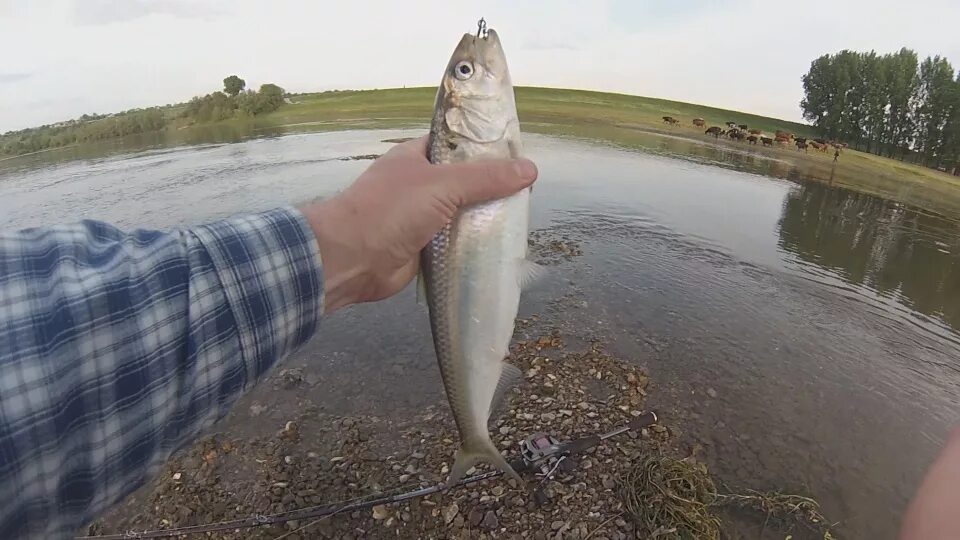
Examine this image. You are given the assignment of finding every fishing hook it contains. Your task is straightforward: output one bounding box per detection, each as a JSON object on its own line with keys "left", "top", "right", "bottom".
{"left": 477, "top": 17, "right": 488, "bottom": 38}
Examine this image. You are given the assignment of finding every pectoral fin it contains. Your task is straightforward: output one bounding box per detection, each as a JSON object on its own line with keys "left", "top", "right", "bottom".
{"left": 518, "top": 259, "right": 546, "bottom": 289}
{"left": 489, "top": 363, "right": 522, "bottom": 417}
{"left": 416, "top": 270, "right": 427, "bottom": 305}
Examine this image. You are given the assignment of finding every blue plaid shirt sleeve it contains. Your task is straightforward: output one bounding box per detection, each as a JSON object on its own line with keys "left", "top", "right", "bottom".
{"left": 0, "top": 207, "right": 324, "bottom": 539}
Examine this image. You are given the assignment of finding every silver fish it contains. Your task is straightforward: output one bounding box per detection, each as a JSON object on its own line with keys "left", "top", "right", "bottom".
{"left": 421, "top": 26, "right": 541, "bottom": 487}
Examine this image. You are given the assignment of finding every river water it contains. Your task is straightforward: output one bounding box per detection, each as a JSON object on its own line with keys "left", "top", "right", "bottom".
{"left": 3, "top": 128, "right": 960, "bottom": 538}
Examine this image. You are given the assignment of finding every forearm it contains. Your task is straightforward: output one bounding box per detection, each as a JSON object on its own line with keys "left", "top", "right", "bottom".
{"left": 0, "top": 208, "right": 323, "bottom": 539}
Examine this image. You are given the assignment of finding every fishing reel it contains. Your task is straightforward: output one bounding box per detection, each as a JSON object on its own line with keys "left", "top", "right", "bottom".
{"left": 510, "top": 411, "right": 658, "bottom": 506}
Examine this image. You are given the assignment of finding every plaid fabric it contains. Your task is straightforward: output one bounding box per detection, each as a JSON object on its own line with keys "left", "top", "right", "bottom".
{"left": 0, "top": 207, "right": 324, "bottom": 539}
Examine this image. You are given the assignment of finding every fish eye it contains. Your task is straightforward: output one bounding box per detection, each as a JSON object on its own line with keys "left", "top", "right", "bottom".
{"left": 454, "top": 61, "right": 474, "bottom": 80}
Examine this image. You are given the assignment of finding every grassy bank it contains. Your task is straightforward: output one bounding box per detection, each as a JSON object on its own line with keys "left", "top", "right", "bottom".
{"left": 260, "top": 87, "right": 960, "bottom": 216}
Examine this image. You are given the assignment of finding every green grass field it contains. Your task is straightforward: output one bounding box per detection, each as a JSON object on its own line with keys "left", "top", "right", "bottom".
{"left": 234, "top": 87, "right": 959, "bottom": 216}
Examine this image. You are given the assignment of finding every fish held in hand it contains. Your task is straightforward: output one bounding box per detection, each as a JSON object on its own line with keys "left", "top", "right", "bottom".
{"left": 421, "top": 25, "right": 543, "bottom": 487}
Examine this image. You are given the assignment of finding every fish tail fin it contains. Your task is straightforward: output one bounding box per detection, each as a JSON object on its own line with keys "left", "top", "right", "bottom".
{"left": 446, "top": 437, "right": 522, "bottom": 488}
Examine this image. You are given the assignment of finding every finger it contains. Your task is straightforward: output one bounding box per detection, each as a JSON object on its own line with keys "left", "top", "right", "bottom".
{"left": 392, "top": 135, "right": 430, "bottom": 158}
{"left": 433, "top": 158, "right": 538, "bottom": 206}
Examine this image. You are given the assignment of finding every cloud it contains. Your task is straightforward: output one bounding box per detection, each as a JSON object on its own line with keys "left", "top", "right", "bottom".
{"left": 0, "top": 0, "right": 958, "bottom": 131}
{"left": 0, "top": 73, "right": 32, "bottom": 84}
{"left": 71, "top": 0, "right": 225, "bottom": 25}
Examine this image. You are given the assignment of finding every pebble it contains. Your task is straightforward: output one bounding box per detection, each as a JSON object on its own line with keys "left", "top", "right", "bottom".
{"left": 468, "top": 507, "right": 485, "bottom": 527}
{"left": 399, "top": 474, "right": 411, "bottom": 482}
{"left": 171, "top": 472, "right": 181, "bottom": 481}
{"left": 480, "top": 510, "right": 499, "bottom": 530}
{"left": 491, "top": 486, "right": 505, "bottom": 497}
{"left": 443, "top": 503, "right": 460, "bottom": 525}
{"left": 551, "top": 520, "right": 565, "bottom": 531}
{"left": 706, "top": 387, "right": 718, "bottom": 398}
{"left": 541, "top": 412, "right": 556, "bottom": 422}
{"left": 280, "top": 421, "right": 299, "bottom": 441}
{"left": 601, "top": 476, "right": 616, "bottom": 490}
{"left": 284, "top": 455, "right": 294, "bottom": 465}
{"left": 499, "top": 426, "right": 512, "bottom": 435}
{"left": 411, "top": 451, "right": 426, "bottom": 459}
{"left": 372, "top": 505, "right": 389, "bottom": 520}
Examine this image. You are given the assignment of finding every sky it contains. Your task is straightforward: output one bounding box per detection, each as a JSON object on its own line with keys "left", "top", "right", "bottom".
{"left": 1, "top": 0, "right": 959, "bottom": 132}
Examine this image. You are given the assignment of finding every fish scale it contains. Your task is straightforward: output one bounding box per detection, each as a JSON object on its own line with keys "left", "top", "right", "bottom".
{"left": 419, "top": 26, "right": 539, "bottom": 487}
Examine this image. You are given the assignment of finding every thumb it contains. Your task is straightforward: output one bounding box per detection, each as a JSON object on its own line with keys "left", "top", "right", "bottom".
{"left": 432, "top": 158, "right": 538, "bottom": 206}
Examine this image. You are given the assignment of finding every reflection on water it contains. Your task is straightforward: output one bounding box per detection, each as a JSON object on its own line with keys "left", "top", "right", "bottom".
{"left": 779, "top": 181, "right": 960, "bottom": 332}
{"left": 1, "top": 129, "right": 959, "bottom": 538}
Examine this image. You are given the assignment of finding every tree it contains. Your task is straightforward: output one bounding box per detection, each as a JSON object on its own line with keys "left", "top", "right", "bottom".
{"left": 912, "top": 56, "right": 955, "bottom": 166}
{"left": 223, "top": 75, "right": 246, "bottom": 97}
{"left": 883, "top": 48, "right": 919, "bottom": 159}
{"left": 860, "top": 51, "right": 889, "bottom": 154}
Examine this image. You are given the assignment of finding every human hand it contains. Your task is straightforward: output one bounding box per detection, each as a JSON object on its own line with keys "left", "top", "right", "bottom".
{"left": 299, "top": 136, "right": 538, "bottom": 313}
{"left": 900, "top": 427, "right": 960, "bottom": 539}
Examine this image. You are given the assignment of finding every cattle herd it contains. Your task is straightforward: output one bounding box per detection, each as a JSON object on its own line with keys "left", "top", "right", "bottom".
{"left": 661, "top": 116, "right": 848, "bottom": 154}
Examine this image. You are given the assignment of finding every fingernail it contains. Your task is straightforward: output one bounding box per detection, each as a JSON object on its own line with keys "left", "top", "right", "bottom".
{"left": 513, "top": 159, "right": 538, "bottom": 181}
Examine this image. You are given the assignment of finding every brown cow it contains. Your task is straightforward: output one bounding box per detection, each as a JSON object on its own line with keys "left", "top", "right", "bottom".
{"left": 775, "top": 136, "right": 790, "bottom": 146}
{"left": 796, "top": 140, "right": 808, "bottom": 152}
{"left": 705, "top": 126, "right": 724, "bottom": 138}
{"left": 693, "top": 118, "right": 706, "bottom": 128}
{"left": 761, "top": 136, "right": 774, "bottom": 147}
{"left": 775, "top": 130, "right": 794, "bottom": 140}
{"left": 746, "top": 135, "right": 759, "bottom": 144}
{"left": 662, "top": 116, "right": 680, "bottom": 125}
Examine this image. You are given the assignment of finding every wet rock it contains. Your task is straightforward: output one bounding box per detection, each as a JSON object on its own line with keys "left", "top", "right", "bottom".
{"left": 249, "top": 403, "right": 268, "bottom": 417}
{"left": 278, "top": 368, "right": 303, "bottom": 389}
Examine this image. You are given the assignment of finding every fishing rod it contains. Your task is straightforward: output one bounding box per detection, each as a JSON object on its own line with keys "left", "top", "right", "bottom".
{"left": 77, "top": 411, "right": 658, "bottom": 539}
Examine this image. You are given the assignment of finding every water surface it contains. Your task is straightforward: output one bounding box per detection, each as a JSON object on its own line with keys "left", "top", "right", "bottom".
{"left": 3, "top": 129, "right": 960, "bottom": 538}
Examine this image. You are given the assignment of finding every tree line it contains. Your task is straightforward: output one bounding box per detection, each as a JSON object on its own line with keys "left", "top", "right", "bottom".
{"left": 181, "top": 76, "right": 286, "bottom": 123}
{"left": 801, "top": 48, "right": 960, "bottom": 171}
{"left": 0, "top": 75, "right": 286, "bottom": 157}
